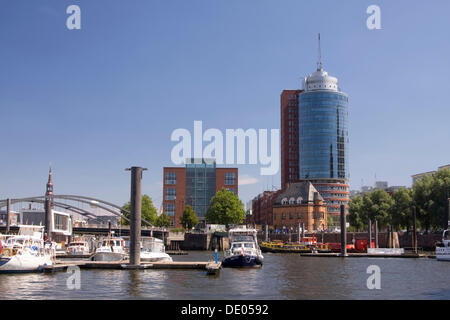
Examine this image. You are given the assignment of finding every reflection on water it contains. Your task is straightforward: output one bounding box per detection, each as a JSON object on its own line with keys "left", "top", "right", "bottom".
{"left": 0, "top": 252, "right": 449, "bottom": 300}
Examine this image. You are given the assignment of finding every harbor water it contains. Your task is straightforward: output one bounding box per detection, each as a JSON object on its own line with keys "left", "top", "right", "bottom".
{"left": 0, "top": 251, "right": 449, "bottom": 300}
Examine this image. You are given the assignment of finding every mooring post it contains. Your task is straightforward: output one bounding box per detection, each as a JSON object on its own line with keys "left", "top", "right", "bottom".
{"left": 214, "top": 248, "right": 218, "bottom": 264}
{"left": 265, "top": 224, "right": 268, "bottom": 242}
{"left": 6, "top": 198, "right": 11, "bottom": 234}
{"left": 127, "top": 166, "right": 147, "bottom": 266}
{"left": 374, "top": 219, "right": 378, "bottom": 248}
{"left": 368, "top": 219, "right": 372, "bottom": 249}
{"left": 298, "top": 223, "right": 301, "bottom": 243}
{"left": 301, "top": 222, "right": 305, "bottom": 240}
{"left": 412, "top": 206, "right": 417, "bottom": 254}
{"left": 340, "top": 204, "right": 347, "bottom": 256}
{"left": 44, "top": 196, "right": 52, "bottom": 242}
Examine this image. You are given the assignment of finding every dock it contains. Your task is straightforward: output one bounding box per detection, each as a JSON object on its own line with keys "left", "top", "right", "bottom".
{"left": 42, "top": 260, "right": 222, "bottom": 274}
{"left": 294, "top": 252, "right": 428, "bottom": 258}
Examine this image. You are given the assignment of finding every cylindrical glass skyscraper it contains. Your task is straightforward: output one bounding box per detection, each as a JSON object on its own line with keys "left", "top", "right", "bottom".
{"left": 298, "top": 65, "right": 349, "bottom": 217}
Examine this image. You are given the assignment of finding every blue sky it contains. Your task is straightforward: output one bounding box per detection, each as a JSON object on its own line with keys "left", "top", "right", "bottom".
{"left": 1, "top": 0, "right": 450, "bottom": 209}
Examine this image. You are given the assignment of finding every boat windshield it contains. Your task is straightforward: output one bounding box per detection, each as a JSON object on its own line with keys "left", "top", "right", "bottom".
{"left": 103, "top": 240, "right": 121, "bottom": 246}
{"left": 444, "top": 231, "right": 450, "bottom": 241}
{"left": 232, "top": 235, "right": 254, "bottom": 242}
{"left": 232, "top": 243, "right": 242, "bottom": 249}
{"left": 243, "top": 243, "right": 254, "bottom": 248}
{"left": 70, "top": 242, "right": 86, "bottom": 246}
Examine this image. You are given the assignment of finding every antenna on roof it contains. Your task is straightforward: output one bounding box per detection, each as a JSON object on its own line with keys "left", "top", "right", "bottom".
{"left": 317, "top": 33, "right": 323, "bottom": 71}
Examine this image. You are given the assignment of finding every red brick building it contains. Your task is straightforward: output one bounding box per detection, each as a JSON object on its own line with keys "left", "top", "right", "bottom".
{"left": 281, "top": 89, "right": 303, "bottom": 190}
{"left": 163, "top": 159, "right": 238, "bottom": 228}
{"left": 272, "top": 182, "right": 327, "bottom": 232}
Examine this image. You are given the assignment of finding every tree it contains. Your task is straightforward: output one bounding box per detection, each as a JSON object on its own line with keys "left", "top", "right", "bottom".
{"left": 155, "top": 213, "right": 171, "bottom": 228}
{"left": 390, "top": 188, "right": 413, "bottom": 231}
{"left": 121, "top": 194, "right": 157, "bottom": 226}
{"left": 349, "top": 195, "right": 365, "bottom": 231}
{"left": 206, "top": 188, "right": 246, "bottom": 226}
{"left": 361, "top": 189, "right": 394, "bottom": 229}
{"left": 180, "top": 205, "right": 198, "bottom": 229}
{"left": 413, "top": 168, "right": 450, "bottom": 231}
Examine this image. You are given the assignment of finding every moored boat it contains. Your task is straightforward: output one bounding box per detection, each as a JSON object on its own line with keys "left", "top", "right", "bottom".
{"left": 436, "top": 228, "right": 450, "bottom": 261}
{"left": 92, "top": 237, "right": 126, "bottom": 261}
{"left": 222, "top": 226, "right": 263, "bottom": 268}
{"left": 0, "top": 226, "right": 54, "bottom": 273}
{"left": 140, "top": 237, "right": 172, "bottom": 262}
{"left": 66, "top": 239, "right": 90, "bottom": 256}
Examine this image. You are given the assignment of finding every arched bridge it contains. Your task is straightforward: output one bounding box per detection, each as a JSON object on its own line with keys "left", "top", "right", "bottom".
{"left": 0, "top": 195, "right": 167, "bottom": 238}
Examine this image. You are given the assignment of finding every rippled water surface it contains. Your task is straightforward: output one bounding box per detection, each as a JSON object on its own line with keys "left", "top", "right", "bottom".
{"left": 0, "top": 252, "right": 449, "bottom": 299}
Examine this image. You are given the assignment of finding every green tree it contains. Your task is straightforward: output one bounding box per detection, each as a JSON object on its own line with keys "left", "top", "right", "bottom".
{"left": 361, "top": 189, "right": 394, "bottom": 229}
{"left": 390, "top": 188, "right": 413, "bottom": 231}
{"left": 348, "top": 195, "right": 365, "bottom": 231}
{"left": 155, "top": 212, "right": 171, "bottom": 228}
{"left": 121, "top": 194, "right": 157, "bottom": 226}
{"left": 206, "top": 188, "right": 245, "bottom": 226}
{"left": 413, "top": 168, "right": 450, "bottom": 231}
{"left": 180, "top": 205, "right": 198, "bottom": 229}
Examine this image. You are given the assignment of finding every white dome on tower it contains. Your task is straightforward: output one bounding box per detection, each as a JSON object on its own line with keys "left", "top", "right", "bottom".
{"left": 302, "top": 33, "right": 339, "bottom": 92}
{"left": 303, "top": 68, "right": 339, "bottom": 92}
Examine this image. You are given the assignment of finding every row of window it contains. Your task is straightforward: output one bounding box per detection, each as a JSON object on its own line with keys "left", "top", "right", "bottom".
{"left": 165, "top": 171, "right": 236, "bottom": 185}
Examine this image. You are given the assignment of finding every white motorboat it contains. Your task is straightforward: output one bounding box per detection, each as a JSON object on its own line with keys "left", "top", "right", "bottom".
{"left": 66, "top": 239, "right": 90, "bottom": 256}
{"left": 0, "top": 226, "right": 54, "bottom": 273}
{"left": 140, "top": 237, "right": 172, "bottom": 262}
{"left": 92, "top": 237, "right": 126, "bottom": 261}
{"left": 223, "top": 225, "right": 263, "bottom": 268}
{"left": 436, "top": 228, "right": 450, "bottom": 261}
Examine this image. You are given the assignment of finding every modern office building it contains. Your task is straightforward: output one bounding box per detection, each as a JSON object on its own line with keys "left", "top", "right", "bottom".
{"left": 162, "top": 159, "right": 238, "bottom": 228}
{"left": 281, "top": 35, "right": 350, "bottom": 221}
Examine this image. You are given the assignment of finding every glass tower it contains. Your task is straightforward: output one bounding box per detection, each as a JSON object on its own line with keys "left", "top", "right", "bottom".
{"left": 298, "top": 90, "right": 348, "bottom": 179}
{"left": 297, "top": 39, "right": 350, "bottom": 219}
{"left": 185, "top": 158, "right": 216, "bottom": 218}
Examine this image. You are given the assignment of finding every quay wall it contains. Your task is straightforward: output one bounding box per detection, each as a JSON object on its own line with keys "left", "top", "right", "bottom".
{"left": 261, "top": 232, "right": 442, "bottom": 251}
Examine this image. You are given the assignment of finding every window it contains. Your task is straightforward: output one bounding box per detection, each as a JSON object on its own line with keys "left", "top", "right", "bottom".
{"left": 297, "top": 213, "right": 302, "bottom": 219}
{"left": 282, "top": 213, "right": 286, "bottom": 220}
{"left": 281, "top": 198, "right": 288, "bottom": 205}
{"left": 289, "top": 213, "right": 294, "bottom": 219}
{"left": 226, "top": 188, "right": 236, "bottom": 194}
{"left": 297, "top": 197, "right": 303, "bottom": 204}
{"left": 225, "top": 172, "right": 236, "bottom": 185}
{"left": 165, "top": 203, "right": 175, "bottom": 216}
{"left": 289, "top": 197, "right": 295, "bottom": 205}
{"left": 165, "top": 172, "right": 176, "bottom": 185}
{"left": 165, "top": 188, "right": 176, "bottom": 200}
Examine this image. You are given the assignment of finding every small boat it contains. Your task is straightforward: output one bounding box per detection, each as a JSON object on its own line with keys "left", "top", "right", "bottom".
{"left": 66, "top": 239, "right": 90, "bottom": 256}
{"left": 261, "top": 236, "right": 331, "bottom": 253}
{"left": 92, "top": 237, "right": 126, "bottom": 261}
{"left": 140, "top": 237, "right": 172, "bottom": 262}
{"left": 436, "top": 228, "right": 450, "bottom": 261}
{"left": 0, "top": 225, "right": 54, "bottom": 273}
{"left": 222, "top": 226, "right": 263, "bottom": 268}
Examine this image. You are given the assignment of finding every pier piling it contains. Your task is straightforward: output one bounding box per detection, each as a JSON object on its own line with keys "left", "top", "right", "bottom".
{"left": 5, "top": 198, "right": 10, "bottom": 234}
{"left": 340, "top": 204, "right": 347, "bottom": 256}
{"left": 412, "top": 206, "right": 417, "bottom": 254}
{"left": 374, "top": 219, "right": 378, "bottom": 248}
{"left": 127, "top": 166, "right": 146, "bottom": 266}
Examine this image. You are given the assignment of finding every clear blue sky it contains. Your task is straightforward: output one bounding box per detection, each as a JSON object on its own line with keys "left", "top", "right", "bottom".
{"left": 1, "top": 0, "right": 449, "bottom": 209}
